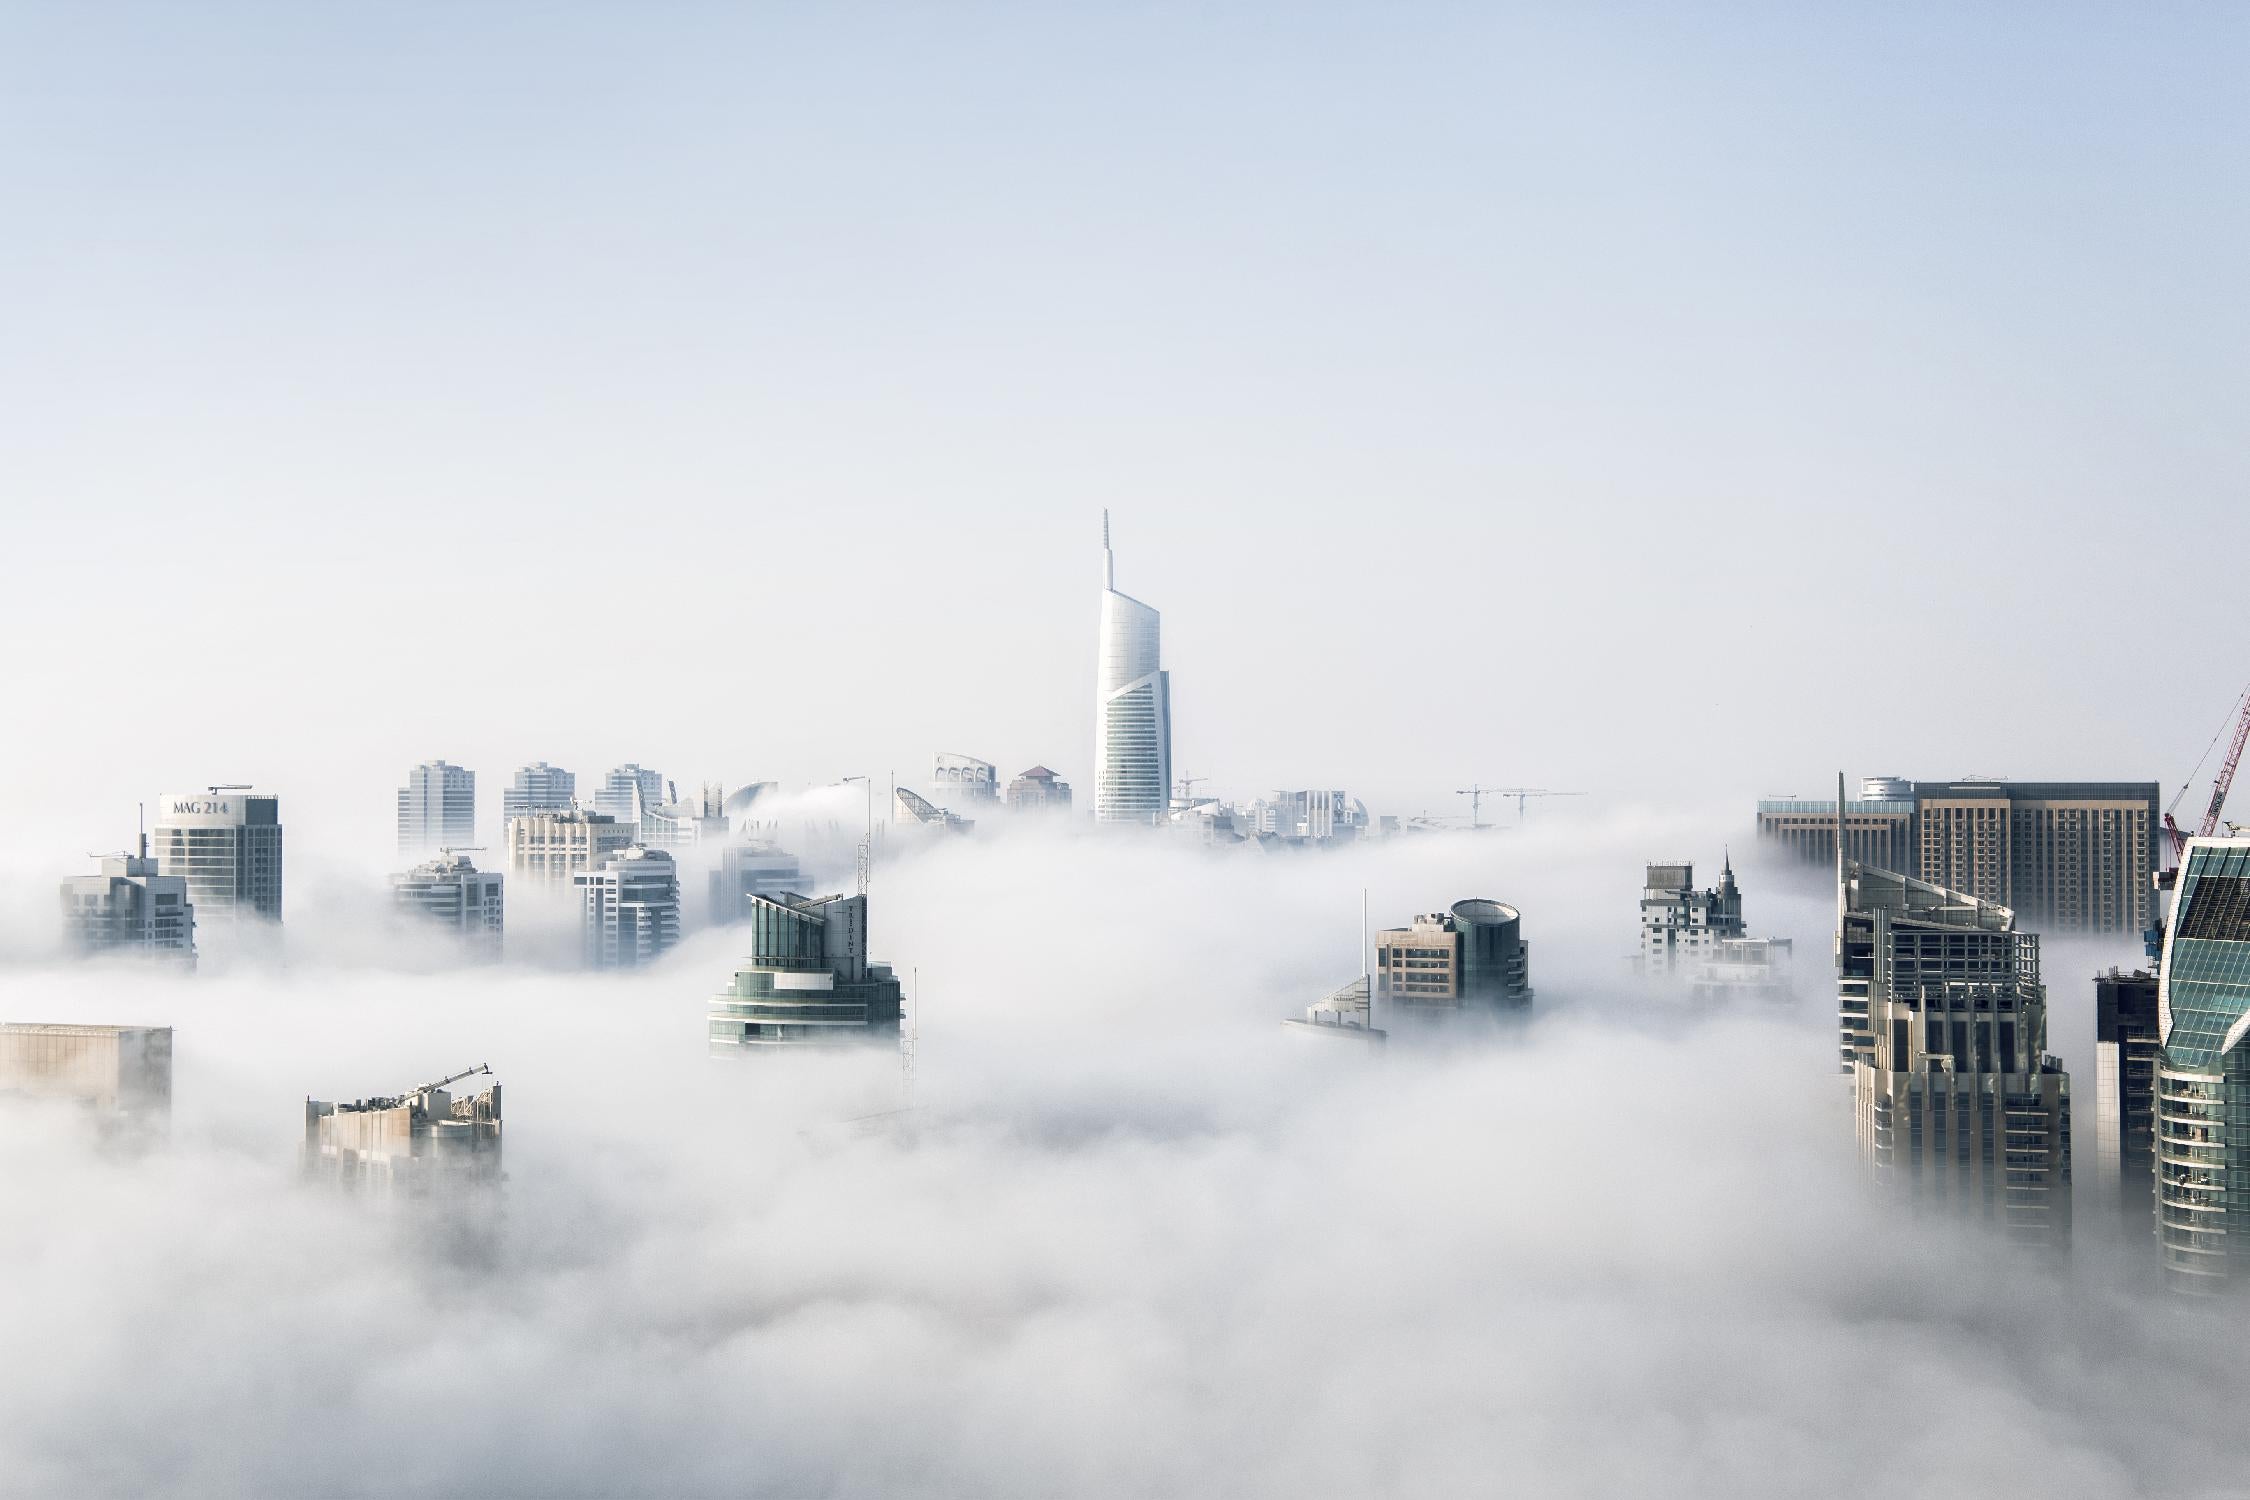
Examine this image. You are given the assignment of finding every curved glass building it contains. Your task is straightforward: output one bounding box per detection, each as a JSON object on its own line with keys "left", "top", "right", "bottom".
{"left": 1094, "top": 513, "right": 1171, "bottom": 825}
{"left": 2154, "top": 837, "right": 2250, "bottom": 1293}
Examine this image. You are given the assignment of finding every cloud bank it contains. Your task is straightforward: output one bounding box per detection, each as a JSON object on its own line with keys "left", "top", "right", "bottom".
{"left": 2, "top": 814, "right": 2239, "bottom": 1499}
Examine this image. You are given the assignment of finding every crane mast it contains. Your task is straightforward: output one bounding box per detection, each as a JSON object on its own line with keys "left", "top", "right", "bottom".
{"left": 2168, "top": 685, "right": 2250, "bottom": 860}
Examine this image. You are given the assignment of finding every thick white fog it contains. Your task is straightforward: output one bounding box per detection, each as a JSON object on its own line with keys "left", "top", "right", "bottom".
{"left": 4, "top": 813, "right": 2243, "bottom": 1498}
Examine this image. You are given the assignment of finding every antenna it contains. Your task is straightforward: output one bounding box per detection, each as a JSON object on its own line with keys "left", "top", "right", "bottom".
{"left": 902, "top": 965, "right": 920, "bottom": 1105}
{"left": 137, "top": 801, "right": 146, "bottom": 860}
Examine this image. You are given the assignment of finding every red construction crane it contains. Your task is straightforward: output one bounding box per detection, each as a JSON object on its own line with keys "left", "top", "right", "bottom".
{"left": 2167, "top": 684, "right": 2250, "bottom": 860}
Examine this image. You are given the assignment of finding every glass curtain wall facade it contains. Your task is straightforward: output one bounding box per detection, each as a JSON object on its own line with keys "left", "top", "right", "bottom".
{"left": 1094, "top": 514, "right": 1171, "bottom": 825}
{"left": 2154, "top": 838, "right": 2250, "bottom": 1293}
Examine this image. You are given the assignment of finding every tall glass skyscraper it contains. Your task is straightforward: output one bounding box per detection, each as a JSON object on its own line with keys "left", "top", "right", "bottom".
{"left": 2154, "top": 837, "right": 2250, "bottom": 1293}
{"left": 1094, "top": 512, "right": 1170, "bottom": 825}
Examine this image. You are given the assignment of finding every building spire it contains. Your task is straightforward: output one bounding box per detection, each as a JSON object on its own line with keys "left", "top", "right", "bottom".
{"left": 1102, "top": 508, "right": 1115, "bottom": 590}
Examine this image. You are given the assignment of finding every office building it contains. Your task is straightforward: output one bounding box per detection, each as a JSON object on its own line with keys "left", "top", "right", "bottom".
{"left": 153, "top": 788, "right": 283, "bottom": 922}
{"left": 576, "top": 846, "right": 680, "bottom": 968}
{"left": 1636, "top": 857, "right": 1745, "bottom": 978}
{"left": 1759, "top": 778, "right": 2160, "bottom": 935}
{"left": 709, "top": 842, "right": 807, "bottom": 925}
{"left": 505, "top": 808, "right": 634, "bottom": 888}
{"left": 709, "top": 891, "right": 904, "bottom": 1050}
{"left": 61, "top": 836, "right": 194, "bottom": 965}
{"left": 501, "top": 762, "right": 575, "bottom": 821}
{"left": 1005, "top": 765, "right": 1073, "bottom": 814}
{"left": 934, "top": 753, "right": 999, "bottom": 810}
{"left": 397, "top": 760, "right": 475, "bottom": 855}
{"left": 392, "top": 853, "right": 504, "bottom": 957}
{"left": 1375, "top": 900, "right": 1532, "bottom": 1022}
{"left": 1839, "top": 840, "right": 2072, "bottom": 1247}
{"left": 2152, "top": 837, "right": 2250, "bottom": 1293}
{"left": 305, "top": 1065, "right": 502, "bottom": 1190}
{"left": 1094, "top": 512, "right": 1171, "bottom": 825}
{"left": 1282, "top": 975, "right": 1385, "bottom": 1046}
{"left": 0, "top": 1023, "right": 172, "bottom": 1123}
{"left": 595, "top": 764, "right": 667, "bottom": 823}
{"left": 2093, "top": 968, "right": 2160, "bottom": 1232}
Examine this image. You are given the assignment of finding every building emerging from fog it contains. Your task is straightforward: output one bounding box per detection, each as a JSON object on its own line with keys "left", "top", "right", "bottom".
{"left": 0, "top": 1023, "right": 172, "bottom": 1125}
{"left": 710, "top": 842, "right": 807, "bottom": 925}
{"left": 595, "top": 764, "right": 667, "bottom": 823}
{"left": 2094, "top": 967, "right": 2160, "bottom": 1233}
{"left": 1244, "top": 790, "right": 1369, "bottom": 846}
{"left": 153, "top": 788, "right": 283, "bottom": 922}
{"left": 61, "top": 836, "right": 195, "bottom": 965}
{"left": 501, "top": 762, "right": 575, "bottom": 821}
{"left": 2152, "top": 837, "right": 2250, "bottom": 1293}
{"left": 639, "top": 783, "right": 730, "bottom": 849}
{"left": 305, "top": 1065, "right": 502, "bottom": 1191}
{"left": 934, "top": 753, "right": 998, "bottom": 811}
{"left": 392, "top": 852, "right": 504, "bottom": 957}
{"left": 709, "top": 891, "right": 904, "bottom": 1050}
{"left": 1838, "top": 803, "right": 2072, "bottom": 1247}
{"left": 1762, "top": 778, "right": 2160, "bottom": 935}
{"left": 895, "top": 785, "right": 972, "bottom": 833}
{"left": 396, "top": 760, "right": 475, "bottom": 855}
{"left": 1375, "top": 900, "right": 1532, "bottom": 1023}
{"left": 1687, "top": 937, "right": 1794, "bottom": 1005}
{"left": 1005, "top": 765, "right": 1072, "bottom": 814}
{"left": 1094, "top": 512, "right": 1171, "bottom": 826}
{"left": 1282, "top": 975, "right": 1385, "bottom": 1046}
{"left": 1635, "top": 857, "right": 1745, "bottom": 977}
{"left": 505, "top": 807, "right": 634, "bottom": 887}
{"left": 576, "top": 847, "right": 680, "bottom": 969}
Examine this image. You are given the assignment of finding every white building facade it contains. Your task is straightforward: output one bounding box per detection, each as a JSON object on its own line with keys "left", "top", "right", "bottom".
{"left": 153, "top": 789, "right": 283, "bottom": 922}
{"left": 397, "top": 760, "right": 475, "bottom": 855}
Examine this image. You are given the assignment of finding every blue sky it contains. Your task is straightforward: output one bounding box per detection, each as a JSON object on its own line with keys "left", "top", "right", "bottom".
{"left": 2, "top": 3, "right": 2242, "bottom": 847}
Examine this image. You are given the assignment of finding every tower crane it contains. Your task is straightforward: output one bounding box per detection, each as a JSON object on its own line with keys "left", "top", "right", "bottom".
{"left": 2167, "top": 683, "right": 2250, "bottom": 860}
{"left": 1456, "top": 785, "right": 1586, "bottom": 830}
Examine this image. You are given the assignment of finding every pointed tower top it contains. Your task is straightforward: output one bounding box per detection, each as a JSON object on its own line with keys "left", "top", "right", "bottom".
{"left": 1102, "top": 508, "right": 1116, "bottom": 590}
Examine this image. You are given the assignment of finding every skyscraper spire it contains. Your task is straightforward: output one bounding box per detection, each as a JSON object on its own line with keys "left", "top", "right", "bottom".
{"left": 1102, "top": 508, "right": 1115, "bottom": 590}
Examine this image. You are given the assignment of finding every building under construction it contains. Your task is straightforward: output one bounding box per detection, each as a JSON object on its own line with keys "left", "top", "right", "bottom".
{"left": 305, "top": 1065, "right": 503, "bottom": 1191}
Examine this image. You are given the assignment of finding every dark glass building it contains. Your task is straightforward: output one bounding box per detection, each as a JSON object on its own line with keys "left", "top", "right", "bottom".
{"left": 709, "top": 892, "right": 903, "bottom": 1051}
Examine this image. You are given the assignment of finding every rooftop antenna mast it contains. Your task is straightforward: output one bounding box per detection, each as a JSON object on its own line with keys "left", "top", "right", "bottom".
{"left": 902, "top": 965, "right": 919, "bottom": 1105}
{"left": 1102, "top": 508, "right": 1115, "bottom": 589}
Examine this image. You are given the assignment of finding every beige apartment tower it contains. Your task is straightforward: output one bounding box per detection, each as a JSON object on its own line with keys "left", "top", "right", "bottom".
{"left": 505, "top": 808, "right": 634, "bottom": 888}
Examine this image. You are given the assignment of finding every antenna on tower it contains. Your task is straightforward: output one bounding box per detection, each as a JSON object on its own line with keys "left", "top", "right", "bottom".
{"left": 137, "top": 801, "right": 146, "bottom": 860}
{"left": 1102, "top": 509, "right": 1115, "bottom": 589}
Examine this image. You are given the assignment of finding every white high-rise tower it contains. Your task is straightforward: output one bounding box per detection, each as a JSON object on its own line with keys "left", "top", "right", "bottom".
{"left": 1094, "top": 511, "right": 1171, "bottom": 825}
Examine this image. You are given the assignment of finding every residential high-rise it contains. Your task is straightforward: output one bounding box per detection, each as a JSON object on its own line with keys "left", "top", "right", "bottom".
{"left": 575, "top": 847, "right": 680, "bottom": 968}
{"left": 305, "top": 1065, "right": 502, "bottom": 1191}
{"left": 2093, "top": 968, "right": 2160, "bottom": 1232}
{"left": 1094, "top": 512, "right": 1171, "bottom": 825}
{"left": 60, "top": 836, "right": 195, "bottom": 965}
{"left": 1757, "top": 786, "right": 1916, "bottom": 871}
{"left": 1837, "top": 781, "right": 2072, "bottom": 1247}
{"left": 708, "top": 891, "right": 904, "bottom": 1051}
{"left": 1759, "top": 778, "right": 2160, "bottom": 935}
{"left": 709, "top": 842, "right": 808, "bottom": 925}
{"left": 1375, "top": 900, "right": 1532, "bottom": 1022}
{"left": 1687, "top": 937, "right": 1795, "bottom": 1005}
{"left": 396, "top": 760, "right": 475, "bottom": 854}
{"left": 2152, "top": 837, "right": 2250, "bottom": 1293}
{"left": 934, "top": 753, "right": 998, "bottom": 810}
{"left": 501, "top": 762, "right": 575, "bottom": 821}
{"left": 1636, "top": 857, "right": 1745, "bottom": 978}
{"left": 0, "top": 1024, "right": 173, "bottom": 1124}
{"left": 1004, "top": 765, "right": 1073, "bottom": 814}
{"left": 595, "top": 765, "right": 667, "bottom": 823}
{"left": 505, "top": 808, "right": 634, "bottom": 888}
{"left": 153, "top": 789, "right": 283, "bottom": 922}
{"left": 638, "top": 783, "right": 730, "bottom": 848}
{"left": 392, "top": 853, "right": 505, "bottom": 958}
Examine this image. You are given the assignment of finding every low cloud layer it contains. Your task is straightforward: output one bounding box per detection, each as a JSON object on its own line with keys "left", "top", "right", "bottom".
{"left": 2, "top": 815, "right": 2240, "bottom": 1498}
